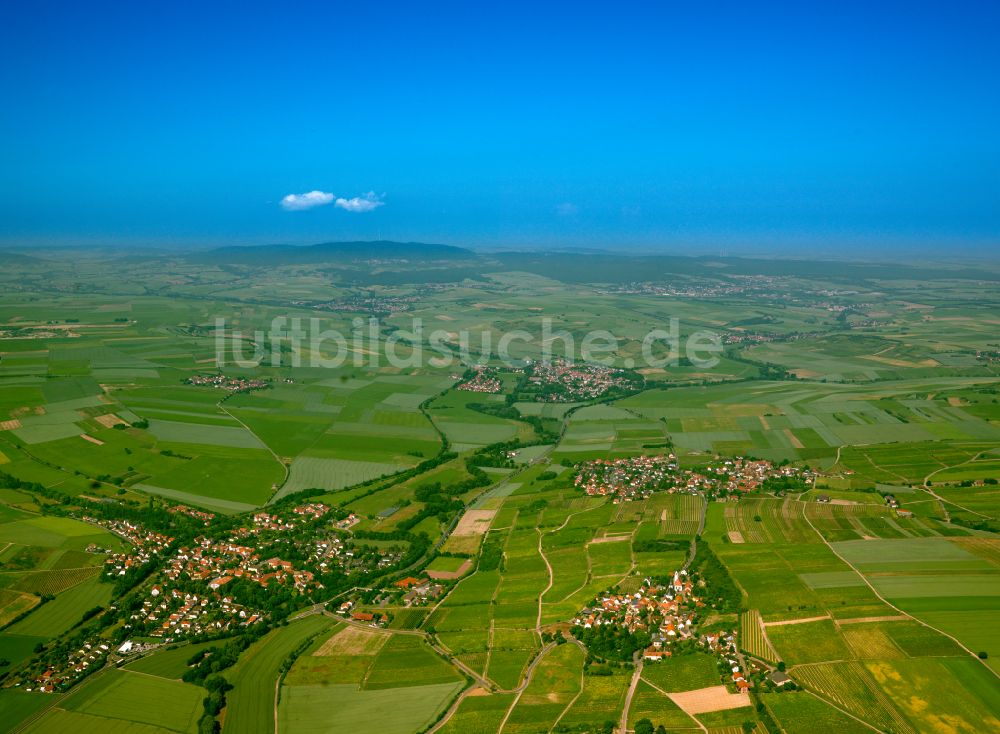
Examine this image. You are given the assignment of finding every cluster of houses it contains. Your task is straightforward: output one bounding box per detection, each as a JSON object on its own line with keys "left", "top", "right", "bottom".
{"left": 527, "top": 359, "right": 636, "bottom": 401}
{"left": 456, "top": 366, "right": 503, "bottom": 393}
{"left": 307, "top": 534, "right": 401, "bottom": 576}
{"left": 393, "top": 576, "right": 445, "bottom": 606}
{"left": 334, "top": 513, "right": 360, "bottom": 530}
{"left": 300, "top": 528, "right": 403, "bottom": 576}
{"left": 573, "top": 572, "right": 700, "bottom": 644}
{"left": 21, "top": 585, "right": 262, "bottom": 695}
{"left": 817, "top": 300, "right": 874, "bottom": 313}
{"left": 723, "top": 332, "right": 778, "bottom": 345}
{"left": 162, "top": 537, "right": 320, "bottom": 594}
{"left": 330, "top": 575, "right": 446, "bottom": 628}
{"left": 335, "top": 600, "right": 388, "bottom": 626}
{"left": 227, "top": 502, "right": 329, "bottom": 539}
{"left": 575, "top": 455, "right": 812, "bottom": 501}
{"left": 168, "top": 504, "right": 216, "bottom": 525}
{"left": 882, "top": 494, "right": 915, "bottom": 518}
{"left": 185, "top": 374, "right": 269, "bottom": 391}
{"left": 601, "top": 277, "right": 861, "bottom": 307}
{"left": 372, "top": 547, "right": 405, "bottom": 571}
{"left": 298, "top": 295, "right": 415, "bottom": 314}
{"left": 572, "top": 572, "right": 751, "bottom": 693}
{"left": 234, "top": 502, "right": 330, "bottom": 537}
{"left": 308, "top": 534, "right": 349, "bottom": 568}
{"left": 575, "top": 455, "right": 680, "bottom": 500}
{"left": 128, "top": 585, "right": 262, "bottom": 638}
{"left": 849, "top": 318, "right": 891, "bottom": 329}
{"left": 182, "top": 502, "right": 396, "bottom": 582}
{"left": 702, "top": 630, "right": 751, "bottom": 693}
{"left": 96, "top": 504, "right": 332, "bottom": 595}
{"left": 23, "top": 639, "right": 115, "bottom": 693}
{"left": 600, "top": 282, "right": 758, "bottom": 298}
{"left": 704, "top": 458, "right": 812, "bottom": 494}
{"left": 293, "top": 503, "right": 329, "bottom": 519}
{"left": 94, "top": 518, "right": 174, "bottom": 576}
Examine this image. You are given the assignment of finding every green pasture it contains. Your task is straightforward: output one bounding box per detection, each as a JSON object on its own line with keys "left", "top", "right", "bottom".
{"left": 436, "top": 692, "right": 517, "bottom": 734}
{"left": 224, "top": 614, "right": 336, "bottom": 734}
{"left": 57, "top": 668, "right": 202, "bottom": 733}
{"left": 278, "top": 681, "right": 462, "bottom": 734}
{"left": 6, "top": 577, "right": 112, "bottom": 638}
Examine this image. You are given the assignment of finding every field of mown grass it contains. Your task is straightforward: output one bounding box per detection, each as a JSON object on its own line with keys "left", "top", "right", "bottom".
{"left": 829, "top": 535, "right": 1000, "bottom": 667}
{"left": 767, "top": 619, "right": 852, "bottom": 665}
{"left": 641, "top": 652, "right": 721, "bottom": 692}
{"left": 364, "top": 635, "right": 465, "bottom": 689}
{"left": 557, "top": 667, "right": 631, "bottom": 728}
{"left": 278, "top": 681, "right": 463, "bottom": 734}
{"left": 0, "top": 588, "right": 40, "bottom": 626}
{"left": 6, "top": 577, "right": 112, "bottom": 639}
{"left": 0, "top": 515, "right": 124, "bottom": 553}
{"left": 278, "top": 455, "right": 406, "bottom": 497}
{"left": 437, "top": 691, "right": 517, "bottom": 734}
{"left": 124, "top": 640, "right": 221, "bottom": 679}
{"left": 276, "top": 622, "right": 464, "bottom": 733}
{"left": 626, "top": 680, "right": 699, "bottom": 730}
{"left": 22, "top": 668, "right": 203, "bottom": 734}
{"left": 861, "top": 658, "right": 1000, "bottom": 733}
{"left": 224, "top": 614, "right": 336, "bottom": 734}
{"left": 503, "top": 642, "right": 584, "bottom": 734}
{"left": 792, "top": 661, "right": 915, "bottom": 734}
{"left": 762, "top": 690, "right": 872, "bottom": 734}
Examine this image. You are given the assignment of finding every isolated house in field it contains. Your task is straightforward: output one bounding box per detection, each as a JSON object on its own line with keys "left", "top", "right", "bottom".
{"left": 815, "top": 494, "right": 830, "bottom": 503}
{"left": 884, "top": 495, "right": 898, "bottom": 508}
{"left": 770, "top": 670, "right": 792, "bottom": 687}
{"left": 896, "top": 509, "right": 914, "bottom": 518}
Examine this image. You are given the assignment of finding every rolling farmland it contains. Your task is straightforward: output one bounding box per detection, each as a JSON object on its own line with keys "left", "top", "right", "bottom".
{"left": 0, "top": 250, "right": 999, "bottom": 734}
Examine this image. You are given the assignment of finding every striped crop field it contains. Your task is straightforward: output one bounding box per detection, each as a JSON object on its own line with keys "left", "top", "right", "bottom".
{"left": 740, "top": 609, "right": 779, "bottom": 663}
{"left": 660, "top": 494, "right": 704, "bottom": 535}
{"left": 792, "top": 661, "right": 915, "bottom": 734}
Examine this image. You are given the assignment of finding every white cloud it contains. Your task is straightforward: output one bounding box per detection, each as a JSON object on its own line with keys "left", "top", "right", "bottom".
{"left": 335, "top": 191, "right": 385, "bottom": 213}
{"left": 281, "top": 190, "right": 335, "bottom": 211}
{"left": 556, "top": 202, "right": 578, "bottom": 216}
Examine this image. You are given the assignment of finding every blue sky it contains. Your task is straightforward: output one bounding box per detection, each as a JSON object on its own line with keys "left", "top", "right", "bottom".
{"left": 1, "top": 1, "right": 998, "bottom": 253}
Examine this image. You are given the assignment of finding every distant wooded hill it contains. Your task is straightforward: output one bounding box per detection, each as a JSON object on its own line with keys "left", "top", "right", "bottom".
{"left": 185, "top": 241, "right": 1000, "bottom": 284}
{"left": 192, "top": 240, "right": 476, "bottom": 265}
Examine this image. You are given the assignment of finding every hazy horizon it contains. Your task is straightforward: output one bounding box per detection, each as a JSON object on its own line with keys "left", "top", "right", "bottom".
{"left": 3, "top": 236, "right": 999, "bottom": 265}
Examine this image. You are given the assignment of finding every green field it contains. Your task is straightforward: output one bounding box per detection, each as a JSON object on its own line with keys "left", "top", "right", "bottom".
{"left": 6, "top": 577, "right": 112, "bottom": 638}
{"left": 277, "top": 626, "right": 464, "bottom": 733}
{"left": 437, "top": 692, "right": 517, "bottom": 734}
{"left": 224, "top": 615, "right": 336, "bottom": 734}
{"left": 124, "top": 641, "right": 221, "bottom": 679}
{"left": 277, "top": 681, "right": 463, "bottom": 734}
{"left": 24, "top": 669, "right": 203, "bottom": 733}
{"left": 763, "top": 690, "right": 874, "bottom": 734}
